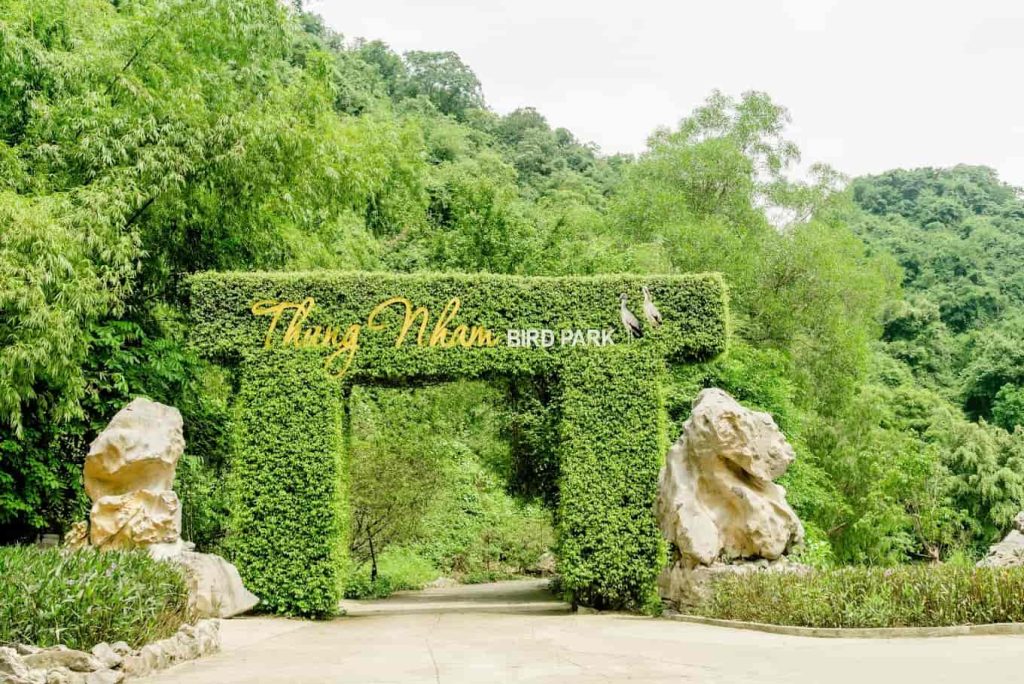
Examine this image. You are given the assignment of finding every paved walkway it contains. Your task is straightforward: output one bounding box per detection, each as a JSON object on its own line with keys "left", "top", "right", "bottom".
{"left": 144, "top": 579, "right": 1024, "bottom": 683}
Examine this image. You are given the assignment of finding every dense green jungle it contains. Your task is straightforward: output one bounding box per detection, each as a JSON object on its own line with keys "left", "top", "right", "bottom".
{"left": 4, "top": 0, "right": 1024, "bottom": 588}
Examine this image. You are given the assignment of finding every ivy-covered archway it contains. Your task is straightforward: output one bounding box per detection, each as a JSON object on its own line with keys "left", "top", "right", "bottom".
{"left": 188, "top": 271, "right": 727, "bottom": 616}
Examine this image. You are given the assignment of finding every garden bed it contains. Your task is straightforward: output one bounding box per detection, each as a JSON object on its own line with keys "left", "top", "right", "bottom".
{"left": 0, "top": 547, "right": 193, "bottom": 650}
{"left": 0, "top": 547, "right": 219, "bottom": 681}
{"left": 689, "top": 565, "right": 1024, "bottom": 629}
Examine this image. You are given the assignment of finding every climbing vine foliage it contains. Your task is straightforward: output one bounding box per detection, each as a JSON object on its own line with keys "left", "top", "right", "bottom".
{"left": 189, "top": 270, "right": 727, "bottom": 615}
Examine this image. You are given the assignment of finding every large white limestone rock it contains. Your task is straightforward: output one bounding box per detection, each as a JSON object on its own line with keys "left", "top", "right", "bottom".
{"left": 656, "top": 388, "right": 804, "bottom": 571}
{"left": 83, "top": 398, "right": 184, "bottom": 550}
{"left": 85, "top": 398, "right": 184, "bottom": 499}
{"left": 88, "top": 490, "right": 182, "bottom": 549}
{"left": 70, "top": 398, "right": 258, "bottom": 618}
{"left": 176, "top": 551, "right": 259, "bottom": 618}
{"left": 978, "top": 512, "right": 1024, "bottom": 568}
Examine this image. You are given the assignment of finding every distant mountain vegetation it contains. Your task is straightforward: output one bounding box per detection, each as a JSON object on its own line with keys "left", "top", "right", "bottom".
{"left": 850, "top": 166, "right": 1024, "bottom": 424}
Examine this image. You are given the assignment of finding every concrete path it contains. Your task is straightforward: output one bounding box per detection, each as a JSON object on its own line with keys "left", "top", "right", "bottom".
{"left": 144, "top": 579, "right": 1024, "bottom": 683}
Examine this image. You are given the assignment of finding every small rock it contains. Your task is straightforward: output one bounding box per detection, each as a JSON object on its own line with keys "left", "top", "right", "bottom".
{"left": 23, "top": 650, "right": 100, "bottom": 674}
{"left": 0, "top": 646, "right": 29, "bottom": 677}
{"left": 532, "top": 552, "right": 557, "bottom": 576}
{"left": 82, "top": 670, "right": 124, "bottom": 684}
{"left": 159, "top": 637, "right": 185, "bottom": 665}
{"left": 576, "top": 606, "right": 599, "bottom": 615}
{"left": 172, "top": 633, "right": 200, "bottom": 662}
{"left": 140, "top": 644, "right": 168, "bottom": 672}
{"left": 44, "top": 667, "right": 72, "bottom": 684}
{"left": 87, "top": 645, "right": 119, "bottom": 671}
{"left": 427, "top": 577, "right": 458, "bottom": 589}
{"left": 62, "top": 521, "right": 89, "bottom": 550}
{"left": 118, "top": 655, "right": 148, "bottom": 679}
{"left": 197, "top": 620, "right": 221, "bottom": 655}
{"left": 13, "top": 645, "right": 40, "bottom": 657}
{"left": 106, "top": 644, "right": 130, "bottom": 659}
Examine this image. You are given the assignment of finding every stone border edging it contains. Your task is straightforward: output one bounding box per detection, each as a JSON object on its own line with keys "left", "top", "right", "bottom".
{"left": 0, "top": 619, "right": 221, "bottom": 683}
{"left": 666, "top": 613, "right": 1024, "bottom": 639}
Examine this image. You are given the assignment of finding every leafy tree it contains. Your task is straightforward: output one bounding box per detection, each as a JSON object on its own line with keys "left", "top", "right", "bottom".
{"left": 961, "top": 316, "right": 1024, "bottom": 420}
{"left": 348, "top": 386, "right": 449, "bottom": 581}
{"left": 993, "top": 385, "right": 1024, "bottom": 432}
{"left": 400, "top": 50, "right": 484, "bottom": 119}
{"left": 612, "top": 90, "right": 897, "bottom": 416}
{"left": 354, "top": 39, "right": 407, "bottom": 100}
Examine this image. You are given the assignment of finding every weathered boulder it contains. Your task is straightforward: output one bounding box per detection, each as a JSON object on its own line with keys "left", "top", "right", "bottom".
{"left": 22, "top": 648, "right": 101, "bottom": 673}
{"left": 65, "top": 398, "right": 257, "bottom": 619}
{"left": 84, "top": 399, "right": 184, "bottom": 499}
{"left": 83, "top": 398, "right": 184, "bottom": 550}
{"left": 87, "top": 645, "right": 120, "bottom": 672}
{"left": 88, "top": 491, "right": 181, "bottom": 549}
{"left": 978, "top": 512, "right": 1024, "bottom": 568}
{"left": 0, "top": 647, "right": 30, "bottom": 678}
{"left": 655, "top": 388, "right": 805, "bottom": 606}
{"left": 531, "top": 551, "right": 557, "bottom": 576}
{"left": 656, "top": 388, "right": 803, "bottom": 567}
{"left": 176, "top": 551, "right": 259, "bottom": 618}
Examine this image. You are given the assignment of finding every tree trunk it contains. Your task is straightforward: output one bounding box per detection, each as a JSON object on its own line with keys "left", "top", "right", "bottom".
{"left": 368, "top": 530, "right": 378, "bottom": 583}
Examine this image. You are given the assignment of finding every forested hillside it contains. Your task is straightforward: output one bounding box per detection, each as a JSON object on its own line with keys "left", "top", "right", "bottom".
{"left": 852, "top": 167, "right": 1024, "bottom": 421}
{"left": 2, "top": 0, "right": 1023, "bottom": 571}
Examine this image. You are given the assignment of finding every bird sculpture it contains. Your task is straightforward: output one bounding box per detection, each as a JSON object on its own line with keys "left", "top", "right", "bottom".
{"left": 642, "top": 286, "right": 662, "bottom": 327}
{"left": 619, "top": 293, "right": 643, "bottom": 340}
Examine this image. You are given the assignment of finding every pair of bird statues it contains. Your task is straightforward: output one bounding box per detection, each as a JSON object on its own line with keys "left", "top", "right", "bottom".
{"left": 619, "top": 286, "right": 661, "bottom": 339}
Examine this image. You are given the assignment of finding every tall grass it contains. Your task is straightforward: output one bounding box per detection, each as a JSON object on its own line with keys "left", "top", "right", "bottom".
{"left": 694, "top": 565, "right": 1024, "bottom": 628}
{"left": 0, "top": 547, "right": 193, "bottom": 650}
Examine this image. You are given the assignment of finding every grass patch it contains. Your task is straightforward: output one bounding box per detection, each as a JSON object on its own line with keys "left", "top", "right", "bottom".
{"left": 0, "top": 547, "right": 193, "bottom": 650}
{"left": 693, "top": 565, "right": 1024, "bottom": 628}
{"left": 344, "top": 547, "right": 439, "bottom": 599}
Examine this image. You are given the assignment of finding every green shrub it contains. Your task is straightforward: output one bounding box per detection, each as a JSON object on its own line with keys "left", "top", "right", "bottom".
{"left": 344, "top": 547, "right": 438, "bottom": 599}
{"left": 0, "top": 547, "right": 193, "bottom": 650}
{"left": 344, "top": 573, "right": 395, "bottom": 600}
{"left": 373, "top": 547, "right": 439, "bottom": 588}
{"left": 190, "top": 270, "right": 728, "bottom": 614}
{"left": 694, "top": 565, "right": 1024, "bottom": 628}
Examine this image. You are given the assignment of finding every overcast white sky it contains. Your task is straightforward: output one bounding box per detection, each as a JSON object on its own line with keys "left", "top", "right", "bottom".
{"left": 313, "top": 0, "right": 1024, "bottom": 187}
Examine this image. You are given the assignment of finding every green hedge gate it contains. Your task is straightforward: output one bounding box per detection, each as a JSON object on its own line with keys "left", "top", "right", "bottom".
{"left": 188, "top": 271, "right": 727, "bottom": 616}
